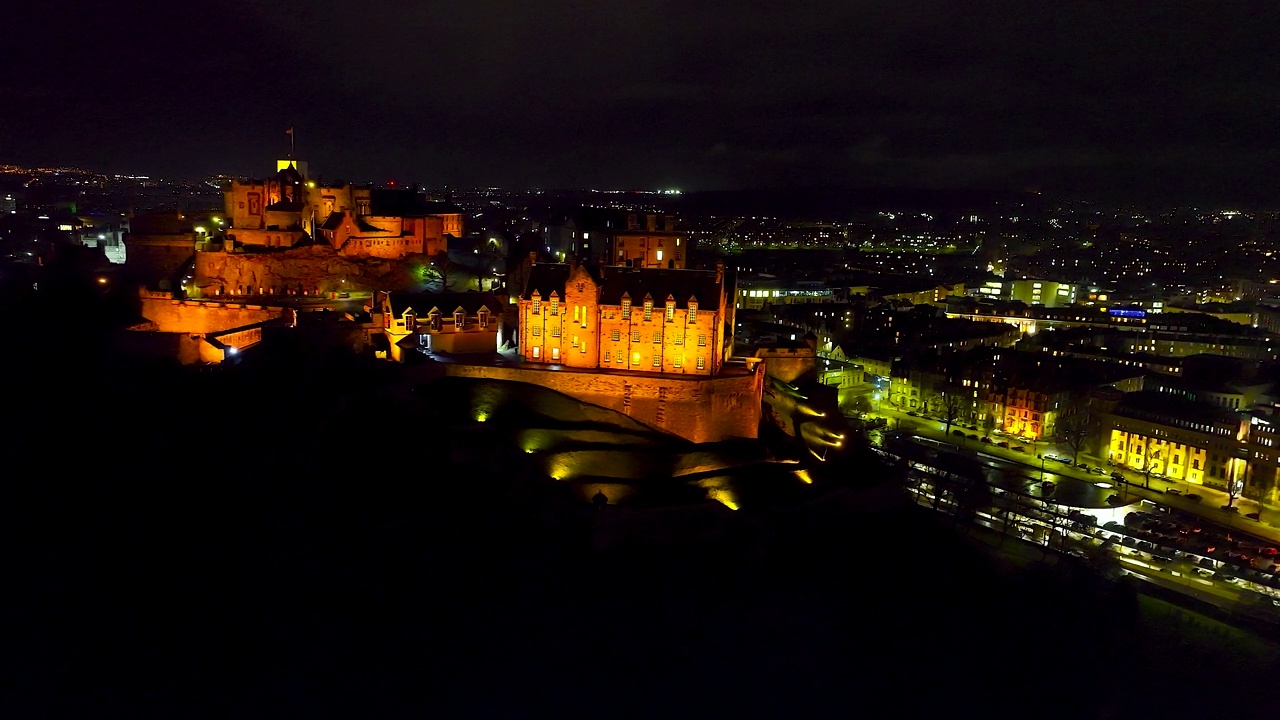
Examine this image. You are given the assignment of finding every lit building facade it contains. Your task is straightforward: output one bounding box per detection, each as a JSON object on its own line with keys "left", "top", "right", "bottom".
{"left": 1103, "top": 392, "right": 1247, "bottom": 490}
{"left": 518, "top": 260, "right": 731, "bottom": 376}
{"left": 380, "top": 291, "right": 502, "bottom": 361}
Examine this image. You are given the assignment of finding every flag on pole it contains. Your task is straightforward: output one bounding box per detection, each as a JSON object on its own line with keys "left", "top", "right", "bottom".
{"left": 286, "top": 127, "right": 294, "bottom": 135}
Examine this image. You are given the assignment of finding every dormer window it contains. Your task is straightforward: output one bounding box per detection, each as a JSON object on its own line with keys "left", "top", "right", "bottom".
{"left": 454, "top": 311, "right": 465, "bottom": 329}
{"left": 550, "top": 297, "right": 558, "bottom": 315}
{"left": 479, "top": 309, "right": 489, "bottom": 329}
{"left": 622, "top": 298, "right": 631, "bottom": 319}
{"left": 429, "top": 311, "right": 442, "bottom": 331}
{"left": 405, "top": 312, "right": 416, "bottom": 331}
{"left": 532, "top": 297, "right": 541, "bottom": 314}
{"left": 688, "top": 302, "right": 698, "bottom": 323}
{"left": 665, "top": 301, "right": 675, "bottom": 322}
{"left": 643, "top": 300, "right": 653, "bottom": 321}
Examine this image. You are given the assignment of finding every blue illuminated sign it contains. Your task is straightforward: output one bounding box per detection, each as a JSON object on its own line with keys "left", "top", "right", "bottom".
{"left": 1108, "top": 308, "right": 1146, "bottom": 318}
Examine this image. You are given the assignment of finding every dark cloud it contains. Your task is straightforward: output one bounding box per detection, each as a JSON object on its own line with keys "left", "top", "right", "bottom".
{"left": 4, "top": 1, "right": 1280, "bottom": 202}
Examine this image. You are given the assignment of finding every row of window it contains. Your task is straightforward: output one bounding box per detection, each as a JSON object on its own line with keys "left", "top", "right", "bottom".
{"left": 601, "top": 350, "right": 705, "bottom": 370}
{"left": 532, "top": 298, "right": 699, "bottom": 324}
{"left": 607, "top": 329, "right": 706, "bottom": 346}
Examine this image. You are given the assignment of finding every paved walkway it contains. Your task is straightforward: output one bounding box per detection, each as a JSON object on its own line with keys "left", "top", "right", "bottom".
{"left": 864, "top": 404, "right": 1280, "bottom": 546}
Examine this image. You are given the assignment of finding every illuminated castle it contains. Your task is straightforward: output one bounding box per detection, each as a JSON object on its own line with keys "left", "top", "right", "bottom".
{"left": 222, "top": 162, "right": 462, "bottom": 258}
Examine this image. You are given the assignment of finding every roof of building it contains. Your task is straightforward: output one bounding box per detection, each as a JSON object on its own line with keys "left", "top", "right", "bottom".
{"left": 596, "top": 266, "right": 720, "bottom": 309}
{"left": 319, "top": 211, "right": 345, "bottom": 231}
{"left": 1113, "top": 390, "right": 1242, "bottom": 428}
{"left": 388, "top": 291, "right": 503, "bottom": 317}
{"left": 522, "top": 263, "right": 574, "bottom": 301}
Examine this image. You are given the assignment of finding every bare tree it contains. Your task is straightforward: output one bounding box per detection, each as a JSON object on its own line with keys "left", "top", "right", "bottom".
{"left": 940, "top": 390, "right": 964, "bottom": 435}
{"left": 1142, "top": 447, "right": 1161, "bottom": 489}
{"left": 1055, "top": 392, "right": 1098, "bottom": 462}
{"left": 424, "top": 251, "right": 458, "bottom": 292}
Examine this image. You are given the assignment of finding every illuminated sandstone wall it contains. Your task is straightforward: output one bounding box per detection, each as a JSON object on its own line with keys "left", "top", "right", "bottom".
{"left": 442, "top": 364, "right": 763, "bottom": 443}
{"left": 192, "top": 245, "right": 427, "bottom": 296}
{"left": 139, "top": 296, "right": 284, "bottom": 334}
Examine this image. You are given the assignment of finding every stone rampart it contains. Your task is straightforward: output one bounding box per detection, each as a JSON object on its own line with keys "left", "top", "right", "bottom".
{"left": 138, "top": 296, "right": 284, "bottom": 334}
{"left": 192, "top": 245, "right": 427, "bottom": 297}
{"left": 443, "top": 363, "right": 763, "bottom": 443}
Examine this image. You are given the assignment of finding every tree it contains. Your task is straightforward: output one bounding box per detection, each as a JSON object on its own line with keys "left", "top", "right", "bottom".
{"left": 424, "top": 251, "right": 458, "bottom": 292}
{"left": 942, "top": 389, "right": 962, "bottom": 435}
{"left": 1055, "top": 392, "right": 1098, "bottom": 462}
{"left": 849, "top": 395, "right": 872, "bottom": 417}
{"left": 1141, "top": 447, "right": 1161, "bottom": 489}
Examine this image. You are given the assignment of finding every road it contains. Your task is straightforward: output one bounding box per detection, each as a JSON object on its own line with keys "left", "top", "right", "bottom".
{"left": 905, "top": 471, "right": 1280, "bottom": 624}
{"left": 863, "top": 402, "right": 1280, "bottom": 546}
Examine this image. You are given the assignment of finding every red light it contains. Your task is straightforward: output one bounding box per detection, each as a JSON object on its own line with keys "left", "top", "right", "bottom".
{"left": 389, "top": 180, "right": 396, "bottom": 187}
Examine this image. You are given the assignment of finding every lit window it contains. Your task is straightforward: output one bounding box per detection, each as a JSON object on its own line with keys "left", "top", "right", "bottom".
{"left": 552, "top": 326, "right": 560, "bottom": 338}
{"left": 532, "top": 297, "right": 540, "bottom": 314}
{"left": 653, "top": 354, "right": 661, "bottom": 367}
{"left": 622, "top": 299, "right": 631, "bottom": 319}
{"left": 666, "top": 302, "right": 675, "bottom": 321}
{"left": 532, "top": 346, "right": 541, "bottom": 358}
{"left": 611, "top": 329, "right": 620, "bottom": 342}
{"left": 674, "top": 355, "right": 683, "bottom": 368}
{"left": 698, "top": 334, "right": 707, "bottom": 347}
{"left": 550, "top": 298, "right": 558, "bottom": 315}
{"left": 656, "top": 250, "right": 663, "bottom": 262}
{"left": 653, "top": 332, "right": 661, "bottom": 343}
{"left": 574, "top": 305, "right": 580, "bottom": 322}
{"left": 675, "top": 336, "right": 683, "bottom": 345}
{"left": 697, "top": 356, "right": 705, "bottom": 370}
{"left": 454, "top": 311, "right": 464, "bottom": 329}
{"left": 689, "top": 303, "right": 697, "bottom": 323}
{"left": 552, "top": 347, "right": 559, "bottom": 360}
{"left": 644, "top": 300, "right": 653, "bottom": 321}
{"left": 632, "top": 352, "right": 640, "bottom": 365}
{"left": 478, "top": 310, "right": 488, "bottom": 329}
{"left": 604, "top": 351, "right": 611, "bottom": 363}
{"left": 532, "top": 326, "right": 541, "bottom": 337}
{"left": 632, "top": 331, "right": 641, "bottom": 342}
{"left": 616, "top": 353, "right": 624, "bottom": 364}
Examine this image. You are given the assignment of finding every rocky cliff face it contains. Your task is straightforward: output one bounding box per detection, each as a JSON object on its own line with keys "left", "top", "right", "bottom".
{"left": 193, "top": 245, "right": 426, "bottom": 295}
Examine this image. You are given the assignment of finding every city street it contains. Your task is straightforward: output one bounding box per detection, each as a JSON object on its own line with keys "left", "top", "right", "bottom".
{"left": 861, "top": 402, "right": 1280, "bottom": 545}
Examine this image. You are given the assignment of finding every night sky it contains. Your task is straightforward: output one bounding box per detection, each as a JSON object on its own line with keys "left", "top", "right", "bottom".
{"left": 6, "top": 1, "right": 1280, "bottom": 201}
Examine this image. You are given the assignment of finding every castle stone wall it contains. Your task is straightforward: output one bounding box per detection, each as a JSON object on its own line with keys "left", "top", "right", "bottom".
{"left": 442, "top": 363, "right": 763, "bottom": 443}
{"left": 192, "top": 245, "right": 427, "bottom": 297}
{"left": 139, "top": 296, "right": 284, "bottom": 334}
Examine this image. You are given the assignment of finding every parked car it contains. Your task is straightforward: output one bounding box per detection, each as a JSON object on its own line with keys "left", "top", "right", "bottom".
{"left": 1221, "top": 505, "right": 1240, "bottom": 514}
{"left": 997, "top": 441, "right": 1010, "bottom": 448}
{"left": 1111, "top": 472, "right": 1124, "bottom": 482}
{"left": 1012, "top": 446, "right": 1027, "bottom": 453}
{"left": 1246, "top": 512, "right": 1261, "bottom": 521}
{"left": 907, "top": 411, "right": 919, "bottom": 417}
{"left": 1185, "top": 494, "right": 1202, "bottom": 503}
{"left": 981, "top": 436, "right": 993, "bottom": 444}
{"left": 1191, "top": 567, "right": 1213, "bottom": 578}
{"left": 1091, "top": 467, "right": 1104, "bottom": 475}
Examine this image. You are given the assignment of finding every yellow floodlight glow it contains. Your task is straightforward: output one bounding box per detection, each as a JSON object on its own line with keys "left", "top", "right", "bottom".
{"left": 707, "top": 488, "right": 740, "bottom": 511}
{"left": 795, "top": 469, "right": 813, "bottom": 484}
